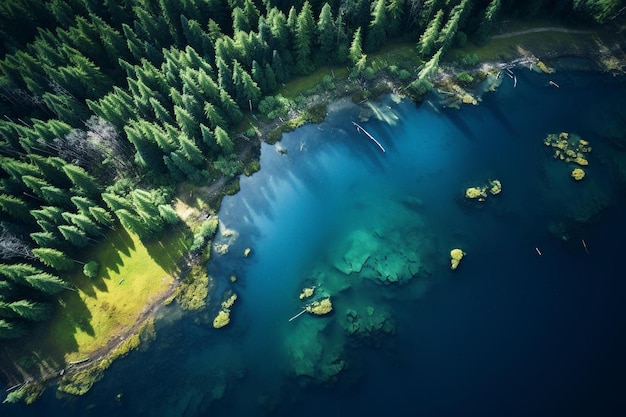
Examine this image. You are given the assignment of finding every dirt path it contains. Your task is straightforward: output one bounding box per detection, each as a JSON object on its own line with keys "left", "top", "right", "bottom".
{"left": 492, "top": 27, "right": 595, "bottom": 39}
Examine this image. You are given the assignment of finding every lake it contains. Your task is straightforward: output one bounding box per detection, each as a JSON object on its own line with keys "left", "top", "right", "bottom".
{"left": 5, "top": 67, "right": 626, "bottom": 416}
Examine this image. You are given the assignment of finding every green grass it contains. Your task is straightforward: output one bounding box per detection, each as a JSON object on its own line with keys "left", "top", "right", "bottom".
{"left": 279, "top": 66, "right": 348, "bottom": 99}
{"left": 447, "top": 19, "right": 604, "bottom": 65}
{"left": 17, "top": 226, "right": 189, "bottom": 368}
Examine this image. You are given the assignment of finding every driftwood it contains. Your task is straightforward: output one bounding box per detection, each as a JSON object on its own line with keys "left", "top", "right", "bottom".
{"left": 352, "top": 122, "right": 386, "bottom": 153}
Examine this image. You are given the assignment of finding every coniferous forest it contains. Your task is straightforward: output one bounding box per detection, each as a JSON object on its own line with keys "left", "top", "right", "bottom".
{"left": 0, "top": 0, "right": 623, "bottom": 342}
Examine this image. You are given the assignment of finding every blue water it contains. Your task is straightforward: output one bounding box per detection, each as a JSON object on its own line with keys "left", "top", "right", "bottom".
{"left": 4, "top": 69, "right": 626, "bottom": 416}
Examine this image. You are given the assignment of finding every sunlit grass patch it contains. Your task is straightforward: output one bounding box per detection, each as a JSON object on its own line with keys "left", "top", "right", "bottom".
{"left": 20, "top": 227, "right": 185, "bottom": 366}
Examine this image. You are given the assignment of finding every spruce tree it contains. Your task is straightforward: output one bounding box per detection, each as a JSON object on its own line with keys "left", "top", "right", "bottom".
{"left": 89, "top": 206, "right": 115, "bottom": 228}
{"left": 417, "top": 9, "right": 444, "bottom": 58}
{"left": 24, "top": 272, "right": 67, "bottom": 295}
{"left": 9, "top": 299, "right": 51, "bottom": 321}
{"left": 294, "top": 1, "right": 316, "bottom": 74}
{"left": 32, "top": 247, "right": 74, "bottom": 270}
{"left": 58, "top": 225, "right": 89, "bottom": 247}
{"left": 62, "top": 164, "right": 100, "bottom": 199}
{"left": 232, "top": 60, "right": 261, "bottom": 108}
{"left": 317, "top": 3, "right": 336, "bottom": 64}
{"left": 349, "top": 27, "right": 367, "bottom": 73}
{"left": 367, "top": 0, "right": 388, "bottom": 51}
{"left": 215, "top": 126, "right": 235, "bottom": 154}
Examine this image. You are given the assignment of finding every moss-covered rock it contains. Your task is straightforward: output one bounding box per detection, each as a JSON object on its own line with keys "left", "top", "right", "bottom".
{"left": 571, "top": 168, "right": 586, "bottom": 181}
{"left": 450, "top": 248, "right": 465, "bottom": 270}
{"left": 306, "top": 298, "right": 333, "bottom": 315}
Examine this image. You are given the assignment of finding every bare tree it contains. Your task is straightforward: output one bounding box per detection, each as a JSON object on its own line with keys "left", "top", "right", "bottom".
{"left": 0, "top": 229, "right": 34, "bottom": 261}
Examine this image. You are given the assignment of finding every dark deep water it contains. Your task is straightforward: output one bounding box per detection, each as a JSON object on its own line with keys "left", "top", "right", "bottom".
{"left": 5, "top": 69, "right": 626, "bottom": 416}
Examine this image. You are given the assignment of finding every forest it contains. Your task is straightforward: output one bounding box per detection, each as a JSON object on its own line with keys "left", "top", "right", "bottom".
{"left": 0, "top": 0, "right": 623, "bottom": 341}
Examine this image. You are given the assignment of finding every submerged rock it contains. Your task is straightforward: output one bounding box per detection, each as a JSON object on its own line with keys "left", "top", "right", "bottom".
{"left": 333, "top": 226, "right": 422, "bottom": 285}
{"left": 285, "top": 319, "right": 346, "bottom": 385}
{"left": 342, "top": 306, "right": 395, "bottom": 347}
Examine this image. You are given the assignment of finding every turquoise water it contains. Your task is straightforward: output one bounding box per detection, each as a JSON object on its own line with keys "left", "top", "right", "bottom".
{"left": 4, "top": 69, "right": 626, "bottom": 416}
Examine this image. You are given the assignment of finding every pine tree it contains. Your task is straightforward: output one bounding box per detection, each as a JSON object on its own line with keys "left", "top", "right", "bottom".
{"left": 242, "top": 0, "right": 260, "bottom": 29}
{"left": 31, "top": 206, "right": 65, "bottom": 226}
{"left": 89, "top": 206, "right": 115, "bottom": 228}
{"left": 158, "top": 204, "right": 180, "bottom": 225}
{"left": 66, "top": 213, "right": 102, "bottom": 237}
{"left": 349, "top": 27, "right": 367, "bottom": 73}
{"left": 474, "top": 0, "right": 501, "bottom": 44}
{"left": 417, "top": 9, "right": 444, "bottom": 58}
{"left": 32, "top": 247, "right": 74, "bottom": 270}
{"left": 294, "top": 1, "right": 316, "bottom": 74}
{"left": 24, "top": 272, "right": 67, "bottom": 295}
{"left": 418, "top": 0, "right": 443, "bottom": 28}
{"left": 9, "top": 299, "right": 51, "bottom": 321}
{"left": 22, "top": 175, "right": 50, "bottom": 200}
{"left": 251, "top": 60, "right": 267, "bottom": 93}
{"left": 232, "top": 61, "right": 261, "bottom": 109}
{"left": 232, "top": 7, "right": 250, "bottom": 32}
{"left": 418, "top": 47, "right": 443, "bottom": 79}
{"left": 0, "top": 263, "right": 41, "bottom": 283}
{"left": 102, "top": 192, "right": 135, "bottom": 212}
{"left": 58, "top": 225, "right": 89, "bottom": 247}
{"left": 30, "top": 231, "right": 62, "bottom": 248}
{"left": 263, "top": 63, "right": 278, "bottom": 92}
{"left": 70, "top": 196, "right": 96, "bottom": 215}
{"left": 169, "top": 151, "right": 204, "bottom": 183}
{"left": 215, "top": 126, "right": 234, "bottom": 154}
{"left": 268, "top": 8, "right": 290, "bottom": 52}
{"left": 62, "top": 164, "right": 100, "bottom": 198}
{"left": 197, "top": 68, "right": 220, "bottom": 101}
{"left": 174, "top": 105, "right": 199, "bottom": 138}
{"left": 386, "top": 0, "right": 406, "bottom": 37}
{"left": 218, "top": 89, "right": 243, "bottom": 126}
{"left": 115, "top": 209, "right": 149, "bottom": 237}
{"left": 317, "top": 3, "right": 336, "bottom": 64}
{"left": 0, "top": 194, "right": 32, "bottom": 223}
{"left": 28, "top": 155, "right": 71, "bottom": 188}
{"left": 367, "top": 0, "right": 388, "bottom": 51}
{"left": 200, "top": 123, "right": 217, "bottom": 151}
{"left": 271, "top": 49, "right": 287, "bottom": 83}
{"left": 0, "top": 319, "right": 25, "bottom": 339}
{"left": 178, "top": 134, "right": 205, "bottom": 165}
{"left": 216, "top": 56, "right": 234, "bottom": 95}
{"left": 40, "top": 186, "right": 71, "bottom": 207}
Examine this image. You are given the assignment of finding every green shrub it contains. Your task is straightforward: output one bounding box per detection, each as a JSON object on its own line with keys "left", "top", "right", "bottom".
{"left": 362, "top": 67, "right": 376, "bottom": 80}
{"left": 322, "top": 75, "right": 335, "bottom": 90}
{"left": 258, "top": 95, "right": 292, "bottom": 120}
{"left": 213, "top": 155, "right": 242, "bottom": 178}
{"left": 460, "top": 53, "right": 480, "bottom": 67}
{"left": 398, "top": 69, "right": 412, "bottom": 81}
{"left": 407, "top": 78, "right": 433, "bottom": 101}
{"left": 83, "top": 261, "right": 100, "bottom": 279}
{"left": 190, "top": 217, "right": 218, "bottom": 254}
{"left": 456, "top": 72, "right": 474, "bottom": 85}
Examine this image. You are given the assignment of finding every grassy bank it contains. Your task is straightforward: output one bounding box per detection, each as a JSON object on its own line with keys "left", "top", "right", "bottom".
{"left": 1, "top": 226, "right": 191, "bottom": 394}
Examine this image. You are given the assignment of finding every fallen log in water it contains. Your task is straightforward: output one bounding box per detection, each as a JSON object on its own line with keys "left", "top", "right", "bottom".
{"left": 352, "top": 122, "right": 386, "bottom": 153}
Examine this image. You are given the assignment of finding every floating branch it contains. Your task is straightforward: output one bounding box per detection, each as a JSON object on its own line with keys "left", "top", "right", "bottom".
{"left": 288, "top": 309, "right": 307, "bottom": 322}
{"left": 352, "top": 122, "right": 386, "bottom": 153}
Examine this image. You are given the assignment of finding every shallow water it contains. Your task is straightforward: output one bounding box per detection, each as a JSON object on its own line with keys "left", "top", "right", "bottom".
{"left": 5, "top": 69, "right": 626, "bottom": 416}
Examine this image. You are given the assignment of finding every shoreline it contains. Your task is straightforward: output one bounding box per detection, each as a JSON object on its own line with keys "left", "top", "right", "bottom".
{"left": 3, "top": 20, "right": 625, "bottom": 404}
